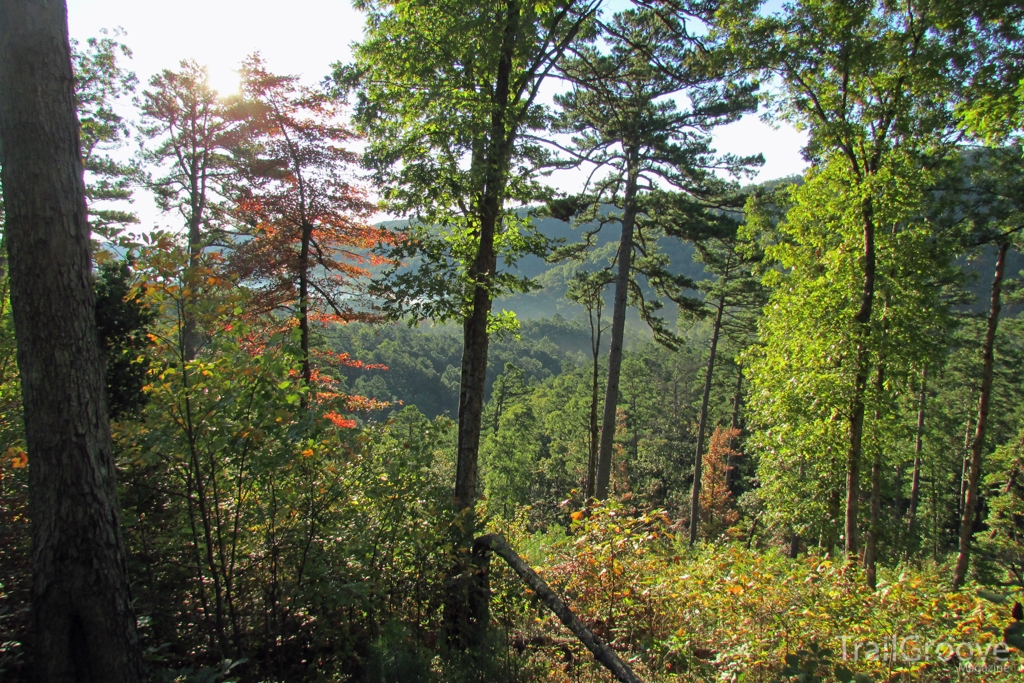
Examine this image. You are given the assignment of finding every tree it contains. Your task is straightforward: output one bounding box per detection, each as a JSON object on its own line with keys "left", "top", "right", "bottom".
{"left": 139, "top": 60, "right": 239, "bottom": 360}
{"left": 347, "top": 0, "right": 600, "bottom": 645}
{"left": 72, "top": 29, "right": 139, "bottom": 237}
{"left": 743, "top": 157, "right": 957, "bottom": 577}
{"left": 566, "top": 270, "right": 611, "bottom": 499}
{"left": 718, "top": 0, "right": 967, "bottom": 561}
{"left": 232, "top": 57, "right": 381, "bottom": 389}
{"left": 0, "top": 0, "right": 143, "bottom": 678}
{"left": 350, "top": 0, "right": 599, "bottom": 516}
{"left": 950, "top": 146, "right": 1024, "bottom": 589}
{"left": 552, "top": 7, "right": 757, "bottom": 501}
{"left": 94, "top": 258, "right": 155, "bottom": 420}
{"left": 675, "top": 212, "right": 765, "bottom": 544}
{"left": 699, "top": 426, "right": 741, "bottom": 539}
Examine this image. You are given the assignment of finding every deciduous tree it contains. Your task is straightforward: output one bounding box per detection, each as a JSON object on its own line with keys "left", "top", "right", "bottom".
{"left": 232, "top": 57, "right": 381, "bottom": 389}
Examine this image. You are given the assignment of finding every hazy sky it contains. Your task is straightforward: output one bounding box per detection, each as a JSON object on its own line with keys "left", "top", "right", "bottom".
{"left": 66, "top": 0, "right": 807, "bottom": 227}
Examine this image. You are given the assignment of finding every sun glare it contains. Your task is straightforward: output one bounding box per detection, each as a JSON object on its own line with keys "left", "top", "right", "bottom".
{"left": 207, "top": 63, "right": 242, "bottom": 96}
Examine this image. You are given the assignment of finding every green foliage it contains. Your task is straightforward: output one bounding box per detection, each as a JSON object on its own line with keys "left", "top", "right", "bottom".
{"left": 979, "top": 433, "right": 1024, "bottom": 585}
{"left": 744, "top": 155, "right": 958, "bottom": 545}
{"left": 498, "top": 502, "right": 1023, "bottom": 682}
{"left": 71, "top": 28, "right": 140, "bottom": 236}
{"left": 347, "top": 0, "right": 599, "bottom": 327}
{"left": 94, "top": 258, "right": 155, "bottom": 419}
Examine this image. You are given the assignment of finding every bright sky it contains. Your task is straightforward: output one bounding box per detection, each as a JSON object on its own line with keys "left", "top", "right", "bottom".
{"left": 66, "top": 0, "right": 808, "bottom": 227}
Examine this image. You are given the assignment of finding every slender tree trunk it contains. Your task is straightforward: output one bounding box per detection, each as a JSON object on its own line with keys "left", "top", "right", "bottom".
{"left": 958, "top": 419, "right": 972, "bottom": 524}
{"left": 454, "top": 191, "right": 501, "bottom": 511}
{"left": 906, "top": 367, "right": 927, "bottom": 543}
{"left": 595, "top": 163, "right": 638, "bottom": 500}
{"left": 726, "top": 366, "right": 743, "bottom": 492}
{"left": 446, "top": 5, "right": 517, "bottom": 647}
{"left": 0, "top": 0, "right": 143, "bottom": 679}
{"left": 846, "top": 197, "right": 877, "bottom": 557}
{"left": 181, "top": 195, "right": 205, "bottom": 362}
{"left": 865, "top": 365, "right": 884, "bottom": 589}
{"left": 586, "top": 308, "right": 602, "bottom": 500}
{"left": 689, "top": 292, "right": 725, "bottom": 544}
{"left": 298, "top": 221, "right": 312, "bottom": 388}
{"left": 953, "top": 241, "right": 1009, "bottom": 589}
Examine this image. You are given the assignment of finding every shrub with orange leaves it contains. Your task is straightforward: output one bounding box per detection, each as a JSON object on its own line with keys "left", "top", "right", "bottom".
{"left": 700, "top": 426, "right": 741, "bottom": 539}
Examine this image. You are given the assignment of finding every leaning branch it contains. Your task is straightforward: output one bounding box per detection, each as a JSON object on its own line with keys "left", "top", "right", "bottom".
{"left": 474, "top": 533, "right": 644, "bottom": 683}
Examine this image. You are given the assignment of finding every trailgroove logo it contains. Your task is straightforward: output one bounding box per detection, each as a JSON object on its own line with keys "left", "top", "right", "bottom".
{"left": 838, "top": 634, "right": 1013, "bottom": 666}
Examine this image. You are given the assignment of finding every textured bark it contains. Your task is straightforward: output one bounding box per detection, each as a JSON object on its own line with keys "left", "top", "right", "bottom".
{"left": 906, "top": 367, "right": 927, "bottom": 542}
{"left": 475, "top": 534, "right": 644, "bottom": 683}
{"left": 689, "top": 293, "right": 725, "bottom": 545}
{"left": 953, "top": 241, "right": 1009, "bottom": 590}
{"left": 595, "top": 166, "right": 638, "bottom": 500}
{"left": 0, "top": 0, "right": 142, "bottom": 679}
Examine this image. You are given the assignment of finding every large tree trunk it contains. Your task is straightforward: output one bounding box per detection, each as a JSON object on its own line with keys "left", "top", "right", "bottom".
{"left": 906, "top": 367, "right": 927, "bottom": 544}
{"left": 846, "top": 197, "right": 876, "bottom": 557}
{"left": 595, "top": 163, "right": 638, "bottom": 500}
{"left": 689, "top": 292, "right": 725, "bottom": 544}
{"left": 953, "top": 240, "right": 1009, "bottom": 590}
{"left": 0, "top": 0, "right": 143, "bottom": 679}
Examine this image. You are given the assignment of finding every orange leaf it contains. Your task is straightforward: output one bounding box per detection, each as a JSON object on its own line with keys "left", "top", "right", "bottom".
{"left": 7, "top": 447, "right": 28, "bottom": 469}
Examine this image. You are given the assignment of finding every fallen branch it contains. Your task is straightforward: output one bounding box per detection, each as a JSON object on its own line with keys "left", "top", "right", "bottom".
{"left": 474, "top": 533, "right": 644, "bottom": 683}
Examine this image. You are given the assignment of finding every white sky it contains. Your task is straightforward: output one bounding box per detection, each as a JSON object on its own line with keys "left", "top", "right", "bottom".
{"left": 66, "top": 0, "right": 808, "bottom": 228}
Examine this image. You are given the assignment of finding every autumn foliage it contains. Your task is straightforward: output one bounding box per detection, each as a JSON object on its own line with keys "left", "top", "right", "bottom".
{"left": 699, "top": 426, "right": 741, "bottom": 539}
{"left": 229, "top": 56, "right": 389, "bottom": 383}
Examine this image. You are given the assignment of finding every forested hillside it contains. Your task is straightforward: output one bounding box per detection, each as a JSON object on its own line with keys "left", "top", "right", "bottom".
{"left": 2, "top": 1, "right": 1024, "bottom": 682}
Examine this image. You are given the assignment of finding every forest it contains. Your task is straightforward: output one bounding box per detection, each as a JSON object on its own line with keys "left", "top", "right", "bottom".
{"left": 1, "top": 0, "right": 1023, "bottom": 682}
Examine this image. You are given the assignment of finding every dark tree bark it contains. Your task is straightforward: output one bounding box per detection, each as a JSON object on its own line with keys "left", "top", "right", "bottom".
{"left": 445, "top": 6, "right": 517, "bottom": 647}
{"left": 453, "top": 96, "right": 510, "bottom": 514}
{"left": 689, "top": 292, "right": 725, "bottom": 545}
{"left": 845, "top": 196, "right": 876, "bottom": 558}
{"left": 585, "top": 298, "right": 604, "bottom": 500}
{"left": 906, "top": 367, "right": 927, "bottom": 543}
{"left": 595, "top": 165, "right": 638, "bottom": 500}
{"left": 864, "top": 365, "right": 885, "bottom": 589}
{"left": 0, "top": 0, "right": 143, "bottom": 679}
{"left": 953, "top": 241, "right": 1009, "bottom": 590}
